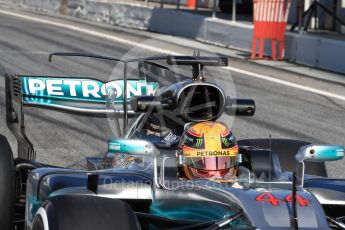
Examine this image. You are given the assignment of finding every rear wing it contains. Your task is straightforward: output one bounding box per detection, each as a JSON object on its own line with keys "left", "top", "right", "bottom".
{"left": 5, "top": 75, "right": 158, "bottom": 159}
{"left": 6, "top": 52, "right": 229, "bottom": 160}
{"left": 15, "top": 76, "right": 158, "bottom": 115}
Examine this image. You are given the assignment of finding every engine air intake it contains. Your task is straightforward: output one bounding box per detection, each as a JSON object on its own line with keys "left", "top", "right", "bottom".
{"left": 178, "top": 84, "right": 224, "bottom": 121}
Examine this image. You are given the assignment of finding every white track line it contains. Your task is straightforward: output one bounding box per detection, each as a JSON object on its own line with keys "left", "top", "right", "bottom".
{"left": 1, "top": 9, "right": 345, "bottom": 102}
{"left": 226, "top": 66, "right": 345, "bottom": 101}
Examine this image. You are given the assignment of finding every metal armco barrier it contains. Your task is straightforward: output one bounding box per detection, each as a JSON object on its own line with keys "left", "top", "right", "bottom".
{"left": 251, "top": 0, "right": 291, "bottom": 60}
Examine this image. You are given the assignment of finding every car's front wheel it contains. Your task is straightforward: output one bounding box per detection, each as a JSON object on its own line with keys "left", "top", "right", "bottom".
{"left": 32, "top": 195, "right": 141, "bottom": 230}
{"left": 0, "top": 134, "right": 15, "bottom": 230}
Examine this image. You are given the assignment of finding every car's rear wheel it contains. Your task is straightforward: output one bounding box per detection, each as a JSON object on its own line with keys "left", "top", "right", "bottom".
{"left": 32, "top": 195, "right": 141, "bottom": 230}
{"left": 237, "top": 138, "right": 327, "bottom": 177}
{"left": 0, "top": 134, "right": 15, "bottom": 230}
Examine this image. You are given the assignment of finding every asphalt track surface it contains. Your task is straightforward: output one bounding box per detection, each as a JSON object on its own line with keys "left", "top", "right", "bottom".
{"left": 0, "top": 6, "right": 344, "bottom": 177}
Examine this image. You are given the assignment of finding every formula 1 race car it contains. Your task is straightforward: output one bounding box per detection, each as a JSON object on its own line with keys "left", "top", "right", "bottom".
{"left": 1, "top": 53, "right": 345, "bottom": 230}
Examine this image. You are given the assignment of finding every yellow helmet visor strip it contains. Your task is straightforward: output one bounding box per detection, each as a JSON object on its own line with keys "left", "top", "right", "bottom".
{"left": 183, "top": 146, "right": 239, "bottom": 158}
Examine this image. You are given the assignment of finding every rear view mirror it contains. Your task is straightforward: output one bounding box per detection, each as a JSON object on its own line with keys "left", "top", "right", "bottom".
{"left": 295, "top": 145, "right": 344, "bottom": 188}
{"left": 108, "top": 139, "right": 156, "bottom": 156}
{"left": 295, "top": 144, "right": 344, "bottom": 162}
{"left": 108, "top": 138, "right": 160, "bottom": 188}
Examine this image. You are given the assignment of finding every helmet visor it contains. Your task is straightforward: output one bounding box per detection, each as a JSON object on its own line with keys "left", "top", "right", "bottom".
{"left": 185, "top": 156, "right": 238, "bottom": 170}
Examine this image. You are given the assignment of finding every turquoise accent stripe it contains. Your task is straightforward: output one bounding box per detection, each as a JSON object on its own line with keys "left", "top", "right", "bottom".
{"left": 313, "top": 145, "right": 344, "bottom": 161}
{"left": 108, "top": 139, "right": 147, "bottom": 155}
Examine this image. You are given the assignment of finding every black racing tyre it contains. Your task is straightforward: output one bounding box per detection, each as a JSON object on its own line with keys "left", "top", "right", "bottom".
{"left": 32, "top": 215, "right": 44, "bottom": 230}
{"left": 237, "top": 138, "right": 327, "bottom": 177}
{"left": 32, "top": 195, "right": 141, "bottom": 230}
{"left": 0, "top": 134, "right": 15, "bottom": 230}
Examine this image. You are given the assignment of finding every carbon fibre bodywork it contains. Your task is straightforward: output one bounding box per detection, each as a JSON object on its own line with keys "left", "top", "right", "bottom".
{"left": 24, "top": 165, "right": 330, "bottom": 229}
{"left": 4, "top": 54, "right": 345, "bottom": 229}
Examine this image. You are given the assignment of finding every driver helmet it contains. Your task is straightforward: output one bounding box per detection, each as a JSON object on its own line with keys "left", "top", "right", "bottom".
{"left": 177, "top": 121, "right": 239, "bottom": 180}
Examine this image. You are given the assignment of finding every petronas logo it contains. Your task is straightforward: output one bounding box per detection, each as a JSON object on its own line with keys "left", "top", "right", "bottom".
{"left": 222, "top": 138, "right": 229, "bottom": 147}
{"left": 196, "top": 138, "right": 203, "bottom": 147}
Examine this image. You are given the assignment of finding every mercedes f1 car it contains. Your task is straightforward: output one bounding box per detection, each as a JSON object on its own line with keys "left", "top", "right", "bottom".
{"left": 1, "top": 53, "right": 345, "bottom": 230}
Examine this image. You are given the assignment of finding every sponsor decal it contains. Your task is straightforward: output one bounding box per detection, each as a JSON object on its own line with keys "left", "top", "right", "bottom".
{"left": 21, "top": 77, "right": 158, "bottom": 103}
{"left": 197, "top": 150, "right": 233, "bottom": 157}
{"left": 195, "top": 138, "right": 203, "bottom": 147}
{"left": 163, "top": 132, "right": 179, "bottom": 144}
{"left": 184, "top": 136, "right": 193, "bottom": 142}
{"left": 221, "top": 137, "right": 230, "bottom": 147}
{"left": 336, "top": 149, "right": 344, "bottom": 157}
{"left": 183, "top": 147, "right": 238, "bottom": 158}
{"left": 109, "top": 142, "right": 121, "bottom": 151}
{"left": 255, "top": 192, "right": 310, "bottom": 207}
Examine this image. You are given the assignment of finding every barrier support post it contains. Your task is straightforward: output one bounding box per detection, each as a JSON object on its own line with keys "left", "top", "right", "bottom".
{"left": 272, "top": 40, "right": 277, "bottom": 60}
{"left": 251, "top": 38, "right": 257, "bottom": 59}
{"left": 259, "top": 38, "right": 264, "bottom": 59}
{"left": 280, "top": 40, "right": 285, "bottom": 59}
{"left": 232, "top": 0, "right": 236, "bottom": 21}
